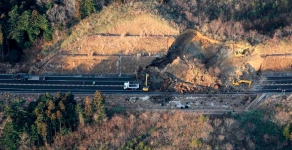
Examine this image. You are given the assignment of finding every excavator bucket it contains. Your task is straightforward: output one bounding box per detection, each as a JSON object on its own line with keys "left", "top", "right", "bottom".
{"left": 232, "top": 80, "right": 252, "bottom": 88}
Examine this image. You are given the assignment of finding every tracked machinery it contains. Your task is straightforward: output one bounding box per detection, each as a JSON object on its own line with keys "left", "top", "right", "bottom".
{"left": 232, "top": 80, "right": 252, "bottom": 88}
{"left": 142, "top": 73, "right": 149, "bottom": 92}
{"left": 234, "top": 47, "right": 251, "bottom": 57}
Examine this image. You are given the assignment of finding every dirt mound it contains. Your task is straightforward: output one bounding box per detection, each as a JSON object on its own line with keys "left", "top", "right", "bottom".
{"left": 148, "top": 29, "right": 197, "bottom": 69}
{"left": 144, "top": 29, "right": 259, "bottom": 93}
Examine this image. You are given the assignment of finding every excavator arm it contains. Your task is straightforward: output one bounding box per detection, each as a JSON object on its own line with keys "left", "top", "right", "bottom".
{"left": 142, "top": 73, "right": 149, "bottom": 92}
{"left": 232, "top": 80, "right": 252, "bottom": 88}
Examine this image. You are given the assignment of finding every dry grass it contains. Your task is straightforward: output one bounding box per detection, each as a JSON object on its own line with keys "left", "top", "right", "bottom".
{"left": 39, "top": 2, "right": 180, "bottom": 74}
{"left": 61, "top": 2, "right": 179, "bottom": 51}
{"left": 256, "top": 38, "right": 292, "bottom": 54}
{"left": 40, "top": 56, "right": 119, "bottom": 74}
{"left": 65, "top": 36, "right": 171, "bottom": 55}
{"left": 40, "top": 55, "right": 159, "bottom": 74}
{"left": 262, "top": 56, "right": 292, "bottom": 72}
{"left": 108, "top": 14, "right": 179, "bottom": 35}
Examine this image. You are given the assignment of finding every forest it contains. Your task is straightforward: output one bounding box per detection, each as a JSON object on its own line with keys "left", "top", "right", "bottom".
{"left": 0, "top": 92, "right": 292, "bottom": 149}
{"left": 0, "top": 91, "right": 106, "bottom": 149}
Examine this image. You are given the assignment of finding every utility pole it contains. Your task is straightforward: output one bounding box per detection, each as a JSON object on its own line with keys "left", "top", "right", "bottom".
{"left": 118, "top": 56, "right": 121, "bottom": 77}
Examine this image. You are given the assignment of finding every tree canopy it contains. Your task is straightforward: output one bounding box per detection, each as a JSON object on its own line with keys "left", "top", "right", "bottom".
{"left": 0, "top": 91, "right": 107, "bottom": 149}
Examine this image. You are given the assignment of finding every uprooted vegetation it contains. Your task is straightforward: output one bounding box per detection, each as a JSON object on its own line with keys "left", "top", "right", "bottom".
{"left": 143, "top": 29, "right": 260, "bottom": 93}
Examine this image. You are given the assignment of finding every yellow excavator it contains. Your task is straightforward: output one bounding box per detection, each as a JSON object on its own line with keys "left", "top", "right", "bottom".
{"left": 232, "top": 80, "right": 252, "bottom": 88}
{"left": 142, "top": 73, "right": 149, "bottom": 92}
{"left": 234, "top": 47, "right": 250, "bottom": 57}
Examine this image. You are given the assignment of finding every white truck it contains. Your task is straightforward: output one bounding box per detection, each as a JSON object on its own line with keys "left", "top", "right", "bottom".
{"left": 27, "top": 76, "right": 46, "bottom": 81}
{"left": 124, "top": 82, "right": 139, "bottom": 90}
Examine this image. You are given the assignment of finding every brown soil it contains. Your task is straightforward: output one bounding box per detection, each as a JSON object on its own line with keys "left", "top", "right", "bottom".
{"left": 143, "top": 29, "right": 260, "bottom": 92}
{"left": 39, "top": 56, "right": 119, "bottom": 74}
{"left": 261, "top": 56, "right": 292, "bottom": 71}
{"left": 65, "top": 36, "right": 172, "bottom": 55}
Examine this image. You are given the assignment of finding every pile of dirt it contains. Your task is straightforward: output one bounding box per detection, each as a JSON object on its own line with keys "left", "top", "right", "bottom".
{"left": 144, "top": 29, "right": 260, "bottom": 93}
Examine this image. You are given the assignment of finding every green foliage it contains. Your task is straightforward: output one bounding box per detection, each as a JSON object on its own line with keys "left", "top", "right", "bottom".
{"left": 283, "top": 123, "right": 290, "bottom": 140}
{"left": 7, "top": 8, "right": 53, "bottom": 48}
{"left": 45, "top": 2, "right": 53, "bottom": 10}
{"left": 76, "top": 104, "right": 85, "bottom": 126}
{"left": 0, "top": 0, "right": 53, "bottom": 62}
{"left": 199, "top": 114, "right": 206, "bottom": 123}
{"left": 1, "top": 121, "right": 21, "bottom": 150}
{"left": 1, "top": 92, "right": 77, "bottom": 149}
{"left": 135, "top": 142, "right": 152, "bottom": 150}
{"left": 238, "top": 110, "right": 281, "bottom": 149}
{"left": 190, "top": 139, "right": 203, "bottom": 149}
{"left": 81, "top": 0, "right": 96, "bottom": 18}
{"left": 0, "top": 91, "right": 112, "bottom": 149}
{"left": 60, "top": 127, "right": 72, "bottom": 136}
{"left": 120, "top": 127, "right": 158, "bottom": 150}
{"left": 29, "top": 124, "right": 39, "bottom": 146}
{"left": 7, "top": 6, "right": 23, "bottom": 44}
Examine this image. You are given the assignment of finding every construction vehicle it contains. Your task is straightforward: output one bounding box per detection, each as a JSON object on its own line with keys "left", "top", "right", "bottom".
{"left": 124, "top": 81, "right": 139, "bottom": 90}
{"left": 142, "top": 73, "right": 149, "bottom": 92}
{"left": 12, "top": 73, "right": 46, "bottom": 81}
{"left": 234, "top": 47, "right": 250, "bottom": 57}
{"left": 232, "top": 80, "right": 252, "bottom": 88}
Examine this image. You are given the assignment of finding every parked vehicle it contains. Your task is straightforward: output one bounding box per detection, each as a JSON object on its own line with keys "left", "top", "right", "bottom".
{"left": 12, "top": 73, "right": 45, "bottom": 81}
{"left": 124, "top": 81, "right": 139, "bottom": 90}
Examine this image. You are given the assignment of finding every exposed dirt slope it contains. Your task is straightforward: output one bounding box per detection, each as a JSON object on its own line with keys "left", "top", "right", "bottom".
{"left": 145, "top": 29, "right": 260, "bottom": 93}
{"left": 37, "top": 3, "right": 179, "bottom": 74}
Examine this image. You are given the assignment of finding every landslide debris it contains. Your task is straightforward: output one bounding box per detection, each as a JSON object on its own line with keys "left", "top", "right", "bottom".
{"left": 142, "top": 29, "right": 260, "bottom": 93}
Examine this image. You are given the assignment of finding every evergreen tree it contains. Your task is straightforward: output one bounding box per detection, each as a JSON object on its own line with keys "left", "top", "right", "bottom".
{"left": 76, "top": 104, "right": 85, "bottom": 127}
{"left": 7, "top": 6, "right": 23, "bottom": 44}
{"left": 56, "top": 110, "right": 62, "bottom": 131}
{"left": 93, "top": 91, "right": 107, "bottom": 123}
{"left": 29, "top": 124, "right": 39, "bottom": 146}
{"left": 36, "top": 13, "right": 53, "bottom": 41}
{"left": 283, "top": 123, "right": 290, "bottom": 139}
{"left": 1, "top": 92, "right": 78, "bottom": 147}
{"left": 81, "top": 0, "right": 96, "bottom": 18}
{"left": 1, "top": 120, "right": 21, "bottom": 150}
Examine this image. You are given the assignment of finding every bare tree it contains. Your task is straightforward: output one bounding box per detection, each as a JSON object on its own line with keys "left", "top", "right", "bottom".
{"left": 46, "top": 0, "right": 76, "bottom": 26}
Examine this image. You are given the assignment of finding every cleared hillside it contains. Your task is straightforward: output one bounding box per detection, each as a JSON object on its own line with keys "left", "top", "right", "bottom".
{"left": 61, "top": 3, "right": 179, "bottom": 51}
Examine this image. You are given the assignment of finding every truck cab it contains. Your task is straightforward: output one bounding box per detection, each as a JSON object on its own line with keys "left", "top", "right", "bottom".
{"left": 124, "top": 81, "right": 139, "bottom": 90}
{"left": 12, "top": 73, "right": 28, "bottom": 81}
